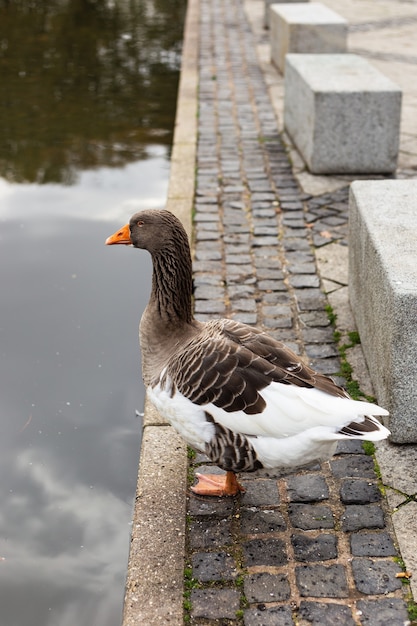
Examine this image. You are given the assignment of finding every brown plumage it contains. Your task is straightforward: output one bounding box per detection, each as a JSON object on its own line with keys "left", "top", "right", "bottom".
{"left": 106, "top": 209, "right": 390, "bottom": 496}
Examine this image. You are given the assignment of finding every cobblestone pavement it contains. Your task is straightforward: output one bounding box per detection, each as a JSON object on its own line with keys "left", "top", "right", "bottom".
{"left": 185, "top": 0, "right": 413, "bottom": 623}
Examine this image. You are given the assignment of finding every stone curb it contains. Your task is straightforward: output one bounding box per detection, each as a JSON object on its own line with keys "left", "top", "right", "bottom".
{"left": 121, "top": 0, "right": 199, "bottom": 623}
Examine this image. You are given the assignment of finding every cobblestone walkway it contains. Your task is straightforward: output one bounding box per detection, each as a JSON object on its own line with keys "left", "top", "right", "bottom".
{"left": 185, "top": 0, "right": 411, "bottom": 623}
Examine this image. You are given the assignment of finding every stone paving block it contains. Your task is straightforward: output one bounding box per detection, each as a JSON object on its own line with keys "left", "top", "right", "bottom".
{"left": 285, "top": 474, "right": 329, "bottom": 502}
{"left": 339, "top": 479, "right": 381, "bottom": 504}
{"left": 243, "top": 538, "right": 287, "bottom": 567}
{"left": 335, "top": 440, "right": 365, "bottom": 455}
{"left": 309, "top": 357, "right": 340, "bottom": 375}
{"left": 288, "top": 503, "right": 334, "bottom": 529}
{"left": 270, "top": 3, "right": 347, "bottom": 73}
{"left": 284, "top": 54, "right": 401, "bottom": 173}
{"left": 263, "top": 317, "right": 294, "bottom": 329}
{"left": 192, "top": 551, "right": 237, "bottom": 582}
{"left": 341, "top": 504, "right": 385, "bottom": 531}
{"left": 301, "top": 327, "right": 334, "bottom": 343}
{"left": 350, "top": 531, "right": 397, "bottom": 557}
{"left": 289, "top": 274, "right": 321, "bottom": 288}
{"left": 352, "top": 558, "right": 402, "bottom": 594}
{"left": 298, "top": 601, "right": 356, "bottom": 625}
{"left": 191, "top": 588, "right": 241, "bottom": 620}
{"left": 296, "top": 564, "right": 348, "bottom": 597}
{"left": 305, "top": 343, "right": 339, "bottom": 358}
{"left": 291, "top": 533, "right": 338, "bottom": 562}
{"left": 240, "top": 508, "right": 287, "bottom": 534}
{"left": 189, "top": 517, "right": 232, "bottom": 550}
{"left": 194, "top": 299, "right": 227, "bottom": 314}
{"left": 244, "top": 605, "right": 295, "bottom": 626}
{"left": 283, "top": 237, "right": 312, "bottom": 252}
{"left": 240, "top": 479, "right": 280, "bottom": 506}
{"left": 294, "top": 288, "right": 327, "bottom": 311}
{"left": 244, "top": 572, "right": 291, "bottom": 603}
{"left": 232, "top": 312, "right": 258, "bottom": 324}
{"left": 188, "top": 494, "right": 234, "bottom": 517}
{"left": 330, "top": 455, "right": 375, "bottom": 478}
{"left": 258, "top": 280, "right": 287, "bottom": 292}
{"left": 263, "top": 304, "right": 292, "bottom": 317}
{"left": 300, "top": 310, "right": 332, "bottom": 328}
{"left": 257, "top": 268, "right": 285, "bottom": 281}
{"left": 193, "top": 284, "right": 224, "bottom": 300}
{"left": 288, "top": 262, "right": 316, "bottom": 274}
{"left": 356, "top": 598, "right": 410, "bottom": 626}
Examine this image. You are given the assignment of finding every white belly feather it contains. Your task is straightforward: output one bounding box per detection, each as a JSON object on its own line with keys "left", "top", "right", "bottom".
{"left": 147, "top": 375, "right": 389, "bottom": 470}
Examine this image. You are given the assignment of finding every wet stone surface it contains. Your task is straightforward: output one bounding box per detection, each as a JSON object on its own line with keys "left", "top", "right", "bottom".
{"left": 299, "top": 601, "right": 357, "bottom": 626}
{"left": 291, "top": 533, "right": 338, "bottom": 562}
{"left": 295, "top": 564, "right": 349, "bottom": 598}
{"left": 350, "top": 531, "right": 398, "bottom": 557}
{"left": 185, "top": 0, "right": 409, "bottom": 623}
{"left": 244, "top": 573, "right": 291, "bottom": 603}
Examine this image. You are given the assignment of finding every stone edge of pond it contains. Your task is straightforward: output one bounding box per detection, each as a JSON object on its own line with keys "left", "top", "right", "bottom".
{"left": 122, "top": 0, "right": 199, "bottom": 624}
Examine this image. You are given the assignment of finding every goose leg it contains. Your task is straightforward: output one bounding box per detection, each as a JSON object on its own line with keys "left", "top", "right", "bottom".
{"left": 190, "top": 470, "right": 245, "bottom": 496}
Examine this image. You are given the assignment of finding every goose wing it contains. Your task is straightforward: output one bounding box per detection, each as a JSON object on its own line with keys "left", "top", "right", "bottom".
{"left": 162, "top": 318, "right": 347, "bottom": 415}
{"left": 157, "top": 318, "right": 388, "bottom": 442}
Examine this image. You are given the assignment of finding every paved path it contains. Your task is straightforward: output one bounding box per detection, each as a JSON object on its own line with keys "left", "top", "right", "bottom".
{"left": 122, "top": 0, "right": 417, "bottom": 623}
{"left": 186, "top": 0, "right": 417, "bottom": 624}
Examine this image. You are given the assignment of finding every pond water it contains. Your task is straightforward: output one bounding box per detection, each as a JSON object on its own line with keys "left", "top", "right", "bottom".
{"left": 0, "top": 1, "right": 186, "bottom": 625}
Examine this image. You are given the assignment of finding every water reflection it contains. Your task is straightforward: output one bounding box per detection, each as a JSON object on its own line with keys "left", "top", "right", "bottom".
{"left": 0, "top": 160, "right": 166, "bottom": 625}
{"left": 0, "top": 0, "right": 185, "bottom": 183}
{"left": 0, "top": 0, "right": 186, "bottom": 623}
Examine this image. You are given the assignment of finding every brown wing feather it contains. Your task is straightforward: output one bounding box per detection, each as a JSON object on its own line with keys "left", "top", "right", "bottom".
{"left": 162, "top": 319, "right": 347, "bottom": 414}
{"left": 222, "top": 320, "right": 348, "bottom": 399}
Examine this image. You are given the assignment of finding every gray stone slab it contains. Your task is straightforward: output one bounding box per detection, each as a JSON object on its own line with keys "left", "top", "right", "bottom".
{"left": 188, "top": 517, "right": 232, "bottom": 549}
{"left": 291, "top": 533, "right": 338, "bottom": 561}
{"left": 350, "top": 531, "right": 397, "bottom": 557}
{"left": 288, "top": 503, "right": 335, "bottom": 529}
{"left": 270, "top": 3, "right": 347, "bottom": 73}
{"left": 244, "top": 605, "right": 295, "bottom": 626}
{"left": 191, "top": 588, "right": 240, "bottom": 620}
{"left": 356, "top": 598, "right": 410, "bottom": 626}
{"left": 285, "top": 474, "right": 329, "bottom": 502}
{"left": 340, "top": 479, "right": 381, "bottom": 504}
{"left": 295, "top": 564, "right": 348, "bottom": 597}
{"left": 330, "top": 455, "right": 375, "bottom": 478}
{"left": 240, "top": 508, "right": 287, "bottom": 534}
{"left": 244, "top": 572, "right": 291, "bottom": 603}
{"left": 299, "top": 601, "right": 356, "bottom": 626}
{"left": 192, "top": 551, "right": 237, "bottom": 582}
{"left": 239, "top": 478, "right": 279, "bottom": 506}
{"left": 243, "top": 538, "right": 288, "bottom": 567}
{"left": 352, "top": 558, "right": 402, "bottom": 594}
{"left": 349, "top": 180, "right": 417, "bottom": 442}
{"left": 284, "top": 54, "right": 401, "bottom": 173}
{"left": 341, "top": 504, "right": 385, "bottom": 532}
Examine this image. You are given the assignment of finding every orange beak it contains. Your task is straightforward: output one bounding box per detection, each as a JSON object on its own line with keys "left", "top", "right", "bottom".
{"left": 105, "top": 223, "right": 132, "bottom": 246}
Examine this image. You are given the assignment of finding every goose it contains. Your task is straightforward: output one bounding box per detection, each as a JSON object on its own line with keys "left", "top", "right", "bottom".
{"left": 105, "top": 209, "right": 390, "bottom": 496}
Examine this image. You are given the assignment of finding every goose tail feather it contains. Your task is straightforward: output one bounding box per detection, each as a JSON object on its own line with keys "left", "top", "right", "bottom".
{"left": 338, "top": 414, "right": 390, "bottom": 441}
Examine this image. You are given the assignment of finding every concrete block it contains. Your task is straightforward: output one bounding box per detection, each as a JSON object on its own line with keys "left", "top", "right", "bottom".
{"left": 349, "top": 180, "right": 417, "bottom": 443}
{"left": 264, "top": 0, "right": 309, "bottom": 29}
{"left": 284, "top": 54, "right": 402, "bottom": 174}
{"left": 270, "top": 3, "right": 347, "bottom": 73}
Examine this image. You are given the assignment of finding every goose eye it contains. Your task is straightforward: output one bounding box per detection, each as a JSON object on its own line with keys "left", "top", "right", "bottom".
{"left": 137, "top": 220, "right": 144, "bottom": 227}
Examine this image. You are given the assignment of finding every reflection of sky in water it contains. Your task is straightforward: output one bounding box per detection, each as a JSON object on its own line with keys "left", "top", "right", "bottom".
{"left": 0, "top": 148, "right": 168, "bottom": 625}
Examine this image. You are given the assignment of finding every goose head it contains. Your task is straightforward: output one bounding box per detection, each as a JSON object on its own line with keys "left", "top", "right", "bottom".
{"left": 105, "top": 209, "right": 187, "bottom": 256}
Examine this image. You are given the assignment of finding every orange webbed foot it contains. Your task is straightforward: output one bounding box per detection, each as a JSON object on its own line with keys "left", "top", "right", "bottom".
{"left": 190, "top": 471, "right": 245, "bottom": 497}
